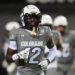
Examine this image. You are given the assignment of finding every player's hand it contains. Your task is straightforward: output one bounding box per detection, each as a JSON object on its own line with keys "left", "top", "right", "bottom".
{"left": 12, "top": 51, "right": 27, "bottom": 61}
{"left": 12, "top": 48, "right": 30, "bottom": 61}
{"left": 17, "top": 49, "right": 30, "bottom": 60}
{"left": 17, "top": 51, "right": 27, "bottom": 59}
{"left": 12, "top": 52, "right": 27, "bottom": 61}
{"left": 12, "top": 53, "right": 19, "bottom": 61}
{"left": 39, "top": 60, "right": 49, "bottom": 71}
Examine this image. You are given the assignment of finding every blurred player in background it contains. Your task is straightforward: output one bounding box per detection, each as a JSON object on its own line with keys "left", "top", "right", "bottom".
{"left": 3, "top": 21, "right": 20, "bottom": 56}
{"left": 2, "top": 21, "right": 20, "bottom": 74}
{"left": 40, "top": 14, "right": 62, "bottom": 75}
{"left": 6, "top": 4, "right": 57, "bottom": 75}
{"left": 54, "top": 15, "right": 75, "bottom": 75}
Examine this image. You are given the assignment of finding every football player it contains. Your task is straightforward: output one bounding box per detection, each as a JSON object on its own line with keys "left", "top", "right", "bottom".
{"left": 40, "top": 14, "right": 62, "bottom": 75}
{"left": 6, "top": 5, "right": 57, "bottom": 75}
{"left": 54, "top": 15, "right": 75, "bottom": 75}
{"left": 40, "top": 14, "right": 62, "bottom": 50}
{"left": 4, "top": 21, "right": 20, "bottom": 56}
{"left": 2, "top": 21, "right": 20, "bottom": 74}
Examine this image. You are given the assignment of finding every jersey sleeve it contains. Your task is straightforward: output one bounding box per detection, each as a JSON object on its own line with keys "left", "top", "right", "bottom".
{"left": 8, "top": 30, "right": 17, "bottom": 50}
{"left": 46, "top": 27, "right": 53, "bottom": 38}
{"left": 9, "top": 30, "right": 17, "bottom": 41}
{"left": 46, "top": 27, "right": 54, "bottom": 45}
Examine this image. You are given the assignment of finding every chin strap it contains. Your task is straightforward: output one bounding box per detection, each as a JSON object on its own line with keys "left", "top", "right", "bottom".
{"left": 31, "top": 27, "right": 37, "bottom": 37}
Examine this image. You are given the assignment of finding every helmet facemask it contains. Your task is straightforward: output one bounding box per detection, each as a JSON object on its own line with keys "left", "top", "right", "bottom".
{"left": 23, "top": 13, "right": 41, "bottom": 31}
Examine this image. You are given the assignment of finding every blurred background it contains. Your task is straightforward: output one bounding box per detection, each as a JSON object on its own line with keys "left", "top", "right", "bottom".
{"left": 0, "top": 0, "right": 75, "bottom": 75}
